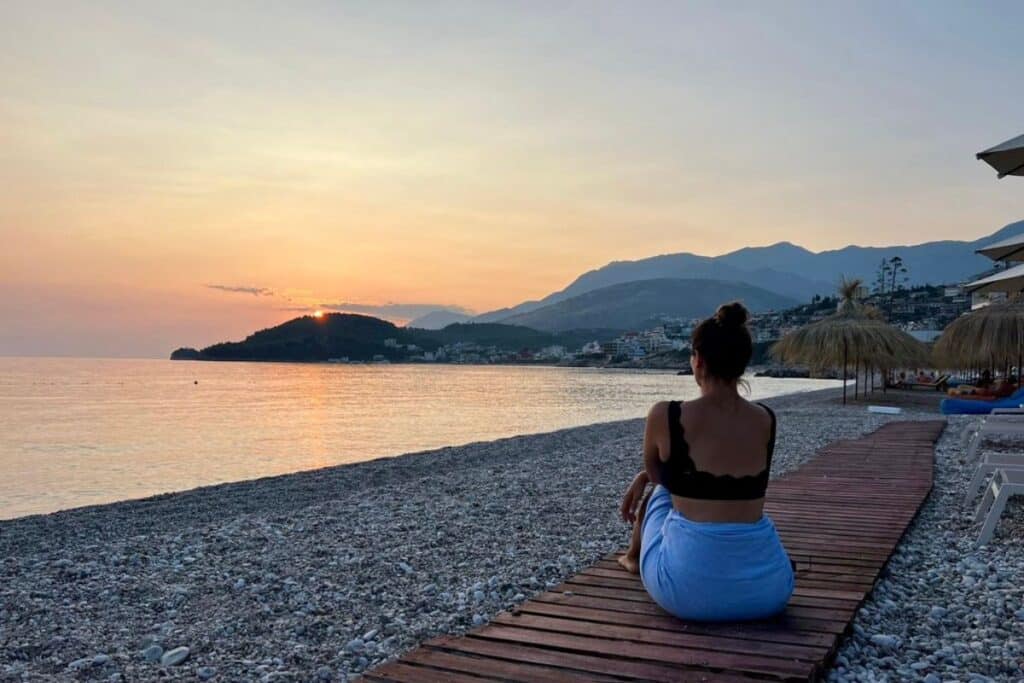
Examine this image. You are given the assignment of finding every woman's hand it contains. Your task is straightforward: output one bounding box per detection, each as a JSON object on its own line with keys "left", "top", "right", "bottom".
{"left": 620, "top": 471, "right": 649, "bottom": 524}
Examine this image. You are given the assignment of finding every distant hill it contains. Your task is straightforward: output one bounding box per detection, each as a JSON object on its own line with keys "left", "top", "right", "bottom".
{"left": 476, "top": 220, "right": 1024, "bottom": 322}
{"left": 474, "top": 257, "right": 828, "bottom": 322}
{"left": 499, "top": 278, "right": 798, "bottom": 332}
{"left": 406, "top": 309, "right": 472, "bottom": 329}
{"left": 171, "top": 313, "right": 608, "bottom": 362}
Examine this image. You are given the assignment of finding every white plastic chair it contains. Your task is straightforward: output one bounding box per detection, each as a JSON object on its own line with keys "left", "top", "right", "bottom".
{"left": 974, "top": 468, "right": 1024, "bottom": 546}
{"left": 963, "top": 452, "right": 1024, "bottom": 504}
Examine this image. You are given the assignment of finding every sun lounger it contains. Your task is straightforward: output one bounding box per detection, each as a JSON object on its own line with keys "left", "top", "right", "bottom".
{"left": 965, "top": 418, "right": 1024, "bottom": 461}
{"left": 961, "top": 411, "right": 1024, "bottom": 449}
{"left": 886, "top": 374, "right": 950, "bottom": 390}
{"left": 901, "top": 374, "right": 950, "bottom": 390}
{"left": 963, "top": 452, "right": 1024, "bottom": 504}
{"left": 974, "top": 467, "right": 1024, "bottom": 545}
{"left": 941, "top": 388, "right": 1024, "bottom": 414}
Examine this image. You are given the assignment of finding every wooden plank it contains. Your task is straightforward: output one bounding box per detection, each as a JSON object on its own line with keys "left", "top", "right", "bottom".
{"left": 426, "top": 636, "right": 760, "bottom": 683}
{"left": 402, "top": 647, "right": 617, "bottom": 683}
{"left": 361, "top": 419, "right": 944, "bottom": 683}
{"left": 492, "top": 612, "right": 830, "bottom": 662}
{"left": 530, "top": 591, "right": 851, "bottom": 633}
{"left": 473, "top": 625, "right": 811, "bottom": 679}
{"left": 364, "top": 661, "right": 494, "bottom": 683}
{"left": 513, "top": 601, "right": 837, "bottom": 648}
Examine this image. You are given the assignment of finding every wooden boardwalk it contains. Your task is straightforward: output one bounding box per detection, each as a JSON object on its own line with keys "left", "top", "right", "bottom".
{"left": 363, "top": 420, "right": 946, "bottom": 683}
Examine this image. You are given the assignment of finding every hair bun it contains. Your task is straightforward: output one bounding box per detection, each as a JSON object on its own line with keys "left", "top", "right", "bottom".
{"left": 715, "top": 301, "right": 748, "bottom": 328}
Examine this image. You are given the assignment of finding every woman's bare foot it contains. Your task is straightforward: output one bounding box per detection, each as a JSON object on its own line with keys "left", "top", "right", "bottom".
{"left": 617, "top": 554, "right": 640, "bottom": 574}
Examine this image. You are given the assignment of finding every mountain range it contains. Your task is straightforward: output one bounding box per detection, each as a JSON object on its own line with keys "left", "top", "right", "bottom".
{"left": 499, "top": 278, "right": 796, "bottom": 332}
{"left": 451, "top": 220, "right": 1023, "bottom": 329}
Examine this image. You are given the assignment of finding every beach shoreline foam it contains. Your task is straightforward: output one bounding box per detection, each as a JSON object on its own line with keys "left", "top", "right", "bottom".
{"left": 7, "top": 387, "right": 1015, "bottom": 681}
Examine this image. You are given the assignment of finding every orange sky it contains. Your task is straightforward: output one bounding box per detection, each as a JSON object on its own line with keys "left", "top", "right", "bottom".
{"left": 2, "top": 2, "right": 1023, "bottom": 357}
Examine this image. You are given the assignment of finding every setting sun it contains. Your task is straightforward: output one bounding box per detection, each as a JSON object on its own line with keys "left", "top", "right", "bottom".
{"left": 312, "top": 310, "right": 324, "bottom": 318}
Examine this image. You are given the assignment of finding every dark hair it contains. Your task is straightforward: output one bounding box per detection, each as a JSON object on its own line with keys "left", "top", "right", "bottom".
{"left": 691, "top": 301, "right": 752, "bottom": 381}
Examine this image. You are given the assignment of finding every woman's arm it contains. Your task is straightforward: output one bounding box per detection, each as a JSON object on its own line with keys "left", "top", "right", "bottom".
{"left": 620, "top": 401, "right": 667, "bottom": 523}
{"left": 642, "top": 401, "right": 668, "bottom": 486}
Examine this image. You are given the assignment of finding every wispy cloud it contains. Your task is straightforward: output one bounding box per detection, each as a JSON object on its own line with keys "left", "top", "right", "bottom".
{"left": 205, "top": 284, "right": 275, "bottom": 296}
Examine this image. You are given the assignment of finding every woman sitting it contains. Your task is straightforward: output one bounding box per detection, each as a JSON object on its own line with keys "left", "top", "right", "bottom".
{"left": 618, "top": 302, "right": 794, "bottom": 622}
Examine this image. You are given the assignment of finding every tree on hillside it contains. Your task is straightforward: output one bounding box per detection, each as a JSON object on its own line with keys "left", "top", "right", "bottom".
{"left": 872, "top": 256, "right": 909, "bottom": 317}
{"left": 873, "top": 256, "right": 910, "bottom": 296}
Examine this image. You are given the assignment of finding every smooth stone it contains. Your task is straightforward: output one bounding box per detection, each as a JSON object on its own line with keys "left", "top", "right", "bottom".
{"left": 197, "top": 666, "right": 217, "bottom": 680}
{"left": 93, "top": 654, "right": 110, "bottom": 666}
{"left": 142, "top": 644, "right": 163, "bottom": 663}
{"left": 160, "top": 646, "right": 190, "bottom": 667}
{"left": 345, "top": 638, "right": 364, "bottom": 653}
{"left": 471, "top": 614, "right": 485, "bottom": 626}
{"left": 869, "top": 634, "right": 900, "bottom": 651}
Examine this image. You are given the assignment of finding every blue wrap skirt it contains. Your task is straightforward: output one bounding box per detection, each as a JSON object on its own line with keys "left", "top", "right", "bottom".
{"left": 639, "top": 485, "right": 794, "bottom": 621}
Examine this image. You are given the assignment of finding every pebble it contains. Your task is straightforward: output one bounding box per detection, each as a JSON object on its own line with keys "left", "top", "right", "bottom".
{"left": 160, "top": 646, "right": 190, "bottom": 666}
{"left": 197, "top": 666, "right": 217, "bottom": 679}
{"left": 869, "top": 634, "right": 900, "bottom": 651}
{"left": 67, "top": 657, "right": 92, "bottom": 671}
{"left": 142, "top": 644, "right": 163, "bottom": 662}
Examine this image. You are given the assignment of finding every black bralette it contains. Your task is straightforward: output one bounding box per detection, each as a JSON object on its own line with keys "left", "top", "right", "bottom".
{"left": 658, "top": 400, "right": 776, "bottom": 501}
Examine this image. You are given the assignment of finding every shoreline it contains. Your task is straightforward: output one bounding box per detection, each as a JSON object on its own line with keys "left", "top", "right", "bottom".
{"left": 0, "top": 382, "right": 840, "bottom": 525}
{"left": 2, "top": 385, "right": 943, "bottom": 682}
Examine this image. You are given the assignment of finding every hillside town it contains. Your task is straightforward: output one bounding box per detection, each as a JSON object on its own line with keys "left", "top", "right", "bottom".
{"left": 362, "top": 281, "right": 975, "bottom": 368}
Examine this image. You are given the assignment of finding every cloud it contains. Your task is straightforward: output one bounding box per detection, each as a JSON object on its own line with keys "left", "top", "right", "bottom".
{"left": 205, "top": 284, "right": 275, "bottom": 296}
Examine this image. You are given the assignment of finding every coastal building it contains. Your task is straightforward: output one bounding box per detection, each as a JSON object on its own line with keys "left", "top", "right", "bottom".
{"left": 604, "top": 334, "right": 646, "bottom": 359}
{"left": 637, "top": 329, "right": 673, "bottom": 353}
{"left": 537, "top": 345, "right": 567, "bottom": 361}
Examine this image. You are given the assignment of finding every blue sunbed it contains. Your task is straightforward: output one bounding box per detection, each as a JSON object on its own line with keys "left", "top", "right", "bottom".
{"left": 940, "top": 387, "right": 1024, "bottom": 415}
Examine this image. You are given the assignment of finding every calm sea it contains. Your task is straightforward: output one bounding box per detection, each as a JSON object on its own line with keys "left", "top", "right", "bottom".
{"left": 0, "top": 358, "right": 837, "bottom": 519}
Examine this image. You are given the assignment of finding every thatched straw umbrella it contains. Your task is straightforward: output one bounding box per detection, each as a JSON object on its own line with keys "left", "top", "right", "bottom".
{"left": 771, "top": 278, "right": 929, "bottom": 404}
{"left": 932, "top": 301, "right": 1024, "bottom": 376}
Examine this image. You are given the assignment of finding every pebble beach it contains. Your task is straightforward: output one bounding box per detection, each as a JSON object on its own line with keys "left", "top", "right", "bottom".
{"left": 2, "top": 388, "right": 1022, "bottom": 681}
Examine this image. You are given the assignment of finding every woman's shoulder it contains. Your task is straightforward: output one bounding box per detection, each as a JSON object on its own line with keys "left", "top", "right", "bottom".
{"left": 646, "top": 400, "right": 673, "bottom": 422}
